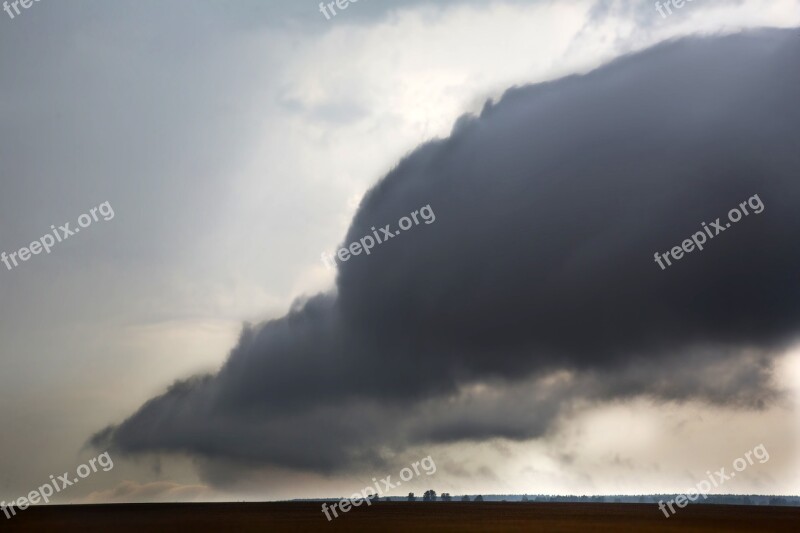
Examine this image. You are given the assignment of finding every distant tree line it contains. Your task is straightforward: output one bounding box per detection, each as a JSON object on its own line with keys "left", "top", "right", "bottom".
{"left": 370, "top": 493, "right": 800, "bottom": 506}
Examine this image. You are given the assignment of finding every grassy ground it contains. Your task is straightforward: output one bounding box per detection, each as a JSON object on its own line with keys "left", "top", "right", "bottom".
{"left": 5, "top": 502, "right": 800, "bottom": 532}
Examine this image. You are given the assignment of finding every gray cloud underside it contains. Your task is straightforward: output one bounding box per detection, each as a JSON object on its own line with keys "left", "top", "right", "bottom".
{"left": 93, "top": 28, "right": 800, "bottom": 477}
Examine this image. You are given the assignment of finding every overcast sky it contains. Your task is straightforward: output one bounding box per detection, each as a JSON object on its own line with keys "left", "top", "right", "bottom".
{"left": 1, "top": 0, "right": 799, "bottom": 504}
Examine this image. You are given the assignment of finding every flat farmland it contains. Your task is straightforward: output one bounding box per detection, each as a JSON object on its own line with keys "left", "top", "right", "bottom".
{"left": 5, "top": 502, "right": 800, "bottom": 532}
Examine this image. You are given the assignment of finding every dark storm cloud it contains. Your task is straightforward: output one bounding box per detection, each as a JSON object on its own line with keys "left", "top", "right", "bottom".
{"left": 93, "top": 29, "right": 800, "bottom": 476}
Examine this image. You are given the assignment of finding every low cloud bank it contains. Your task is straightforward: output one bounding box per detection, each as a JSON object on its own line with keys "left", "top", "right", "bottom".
{"left": 93, "top": 29, "right": 800, "bottom": 478}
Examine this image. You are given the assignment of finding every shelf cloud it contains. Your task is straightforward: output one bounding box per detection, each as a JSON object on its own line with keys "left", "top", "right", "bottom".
{"left": 92, "top": 28, "right": 800, "bottom": 480}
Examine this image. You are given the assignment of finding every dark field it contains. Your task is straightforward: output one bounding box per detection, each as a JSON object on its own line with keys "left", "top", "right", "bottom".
{"left": 5, "top": 502, "right": 800, "bottom": 532}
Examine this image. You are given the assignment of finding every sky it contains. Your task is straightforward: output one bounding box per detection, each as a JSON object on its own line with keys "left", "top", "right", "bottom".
{"left": 1, "top": 0, "right": 799, "bottom": 504}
